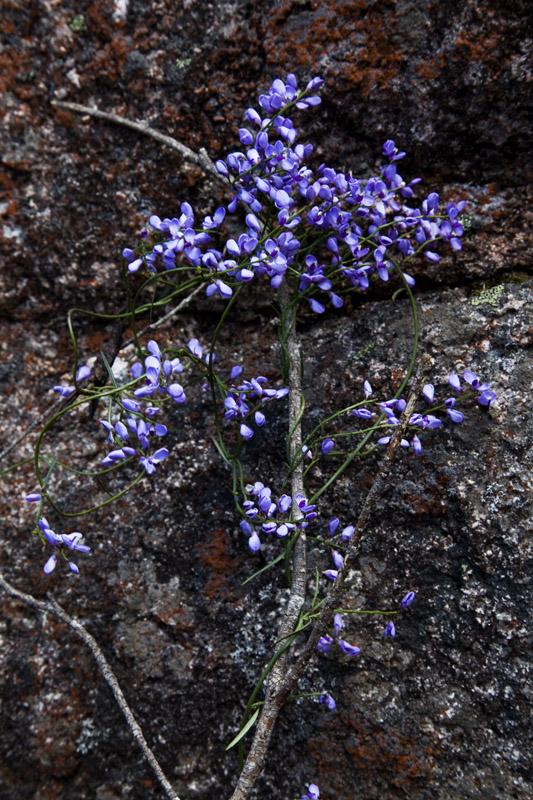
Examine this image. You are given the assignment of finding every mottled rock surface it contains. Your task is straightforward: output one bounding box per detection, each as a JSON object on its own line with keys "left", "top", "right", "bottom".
{"left": 0, "top": 1, "right": 532, "bottom": 799}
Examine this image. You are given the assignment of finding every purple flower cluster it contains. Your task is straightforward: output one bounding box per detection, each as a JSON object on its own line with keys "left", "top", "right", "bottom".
{"left": 346, "top": 370, "right": 497, "bottom": 455}
{"left": 240, "top": 482, "right": 317, "bottom": 552}
{"left": 317, "top": 613, "right": 361, "bottom": 658}
{"left": 317, "top": 516, "right": 355, "bottom": 581}
{"left": 96, "top": 339, "right": 200, "bottom": 476}
{"left": 100, "top": 414, "right": 169, "bottom": 476}
{"left": 223, "top": 370, "right": 289, "bottom": 439}
{"left": 130, "top": 339, "right": 186, "bottom": 404}
{"left": 37, "top": 517, "right": 90, "bottom": 575}
{"left": 123, "top": 74, "right": 465, "bottom": 310}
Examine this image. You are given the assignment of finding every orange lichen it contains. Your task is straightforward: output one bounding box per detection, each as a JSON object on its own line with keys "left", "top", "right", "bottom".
{"left": 308, "top": 713, "right": 436, "bottom": 794}
{"left": 264, "top": 0, "right": 407, "bottom": 97}
{"left": 196, "top": 528, "right": 240, "bottom": 600}
{"left": 416, "top": 55, "right": 446, "bottom": 81}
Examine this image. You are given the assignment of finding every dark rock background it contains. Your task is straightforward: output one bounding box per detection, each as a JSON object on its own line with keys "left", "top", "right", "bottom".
{"left": 0, "top": 1, "right": 531, "bottom": 799}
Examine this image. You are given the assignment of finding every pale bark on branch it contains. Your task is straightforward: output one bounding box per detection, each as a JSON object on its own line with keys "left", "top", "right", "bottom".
{"left": 0, "top": 573, "right": 180, "bottom": 800}
{"left": 51, "top": 100, "right": 223, "bottom": 185}
{"left": 228, "top": 356, "right": 431, "bottom": 800}
{"left": 228, "top": 285, "right": 308, "bottom": 800}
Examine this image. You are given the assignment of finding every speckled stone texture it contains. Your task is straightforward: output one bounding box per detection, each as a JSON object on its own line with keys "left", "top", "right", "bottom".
{"left": 0, "top": 1, "right": 532, "bottom": 799}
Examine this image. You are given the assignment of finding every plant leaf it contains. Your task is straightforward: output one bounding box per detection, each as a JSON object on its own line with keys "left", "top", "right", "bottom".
{"left": 225, "top": 708, "right": 260, "bottom": 751}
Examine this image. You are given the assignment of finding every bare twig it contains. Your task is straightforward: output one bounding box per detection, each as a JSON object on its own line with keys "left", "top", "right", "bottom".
{"left": 0, "top": 573, "right": 181, "bottom": 800}
{"left": 51, "top": 100, "right": 224, "bottom": 185}
{"left": 121, "top": 283, "right": 206, "bottom": 349}
{"left": 229, "top": 285, "right": 308, "bottom": 800}
{"left": 229, "top": 356, "right": 432, "bottom": 800}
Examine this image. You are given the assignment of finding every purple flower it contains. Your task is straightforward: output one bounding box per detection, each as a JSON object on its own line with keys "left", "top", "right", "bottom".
{"left": 53, "top": 385, "right": 75, "bottom": 398}
{"left": 423, "top": 415, "right": 442, "bottom": 430}
{"left": 401, "top": 591, "right": 416, "bottom": 608}
{"left": 382, "top": 139, "right": 405, "bottom": 162}
{"left": 384, "top": 621, "right": 396, "bottom": 639}
{"left": 478, "top": 389, "right": 496, "bottom": 407}
{"left": 302, "top": 784, "right": 320, "bottom": 800}
{"left": 319, "top": 692, "right": 336, "bottom": 711}
{"left": 422, "top": 383, "right": 435, "bottom": 403}
{"left": 338, "top": 640, "right": 361, "bottom": 657}
{"left": 294, "top": 493, "right": 317, "bottom": 521}
{"left": 333, "top": 613, "right": 345, "bottom": 636}
{"left": 448, "top": 372, "right": 461, "bottom": 392}
{"left": 317, "top": 635, "right": 334, "bottom": 654}
{"left": 248, "top": 531, "right": 261, "bottom": 552}
{"left": 38, "top": 518, "right": 90, "bottom": 575}
{"left": 167, "top": 383, "right": 186, "bottom": 403}
{"left": 240, "top": 423, "right": 254, "bottom": 440}
{"left": 352, "top": 407, "right": 373, "bottom": 419}
{"left": 76, "top": 365, "right": 92, "bottom": 382}
{"left": 411, "top": 435, "right": 422, "bottom": 456}
{"left": 327, "top": 517, "right": 340, "bottom": 536}
{"left": 122, "top": 398, "right": 141, "bottom": 413}
{"left": 43, "top": 554, "right": 57, "bottom": 574}
{"left": 25, "top": 493, "right": 41, "bottom": 503}
{"left": 139, "top": 447, "right": 169, "bottom": 475}
{"left": 322, "top": 569, "right": 339, "bottom": 581}
{"left": 463, "top": 369, "right": 483, "bottom": 389}
{"left": 309, "top": 298, "right": 325, "bottom": 314}
{"left": 447, "top": 408, "right": 464, "bottom": 424}
{"left": 278, "top": 494, "right": 292, "bottom": 513}
{"left": 321, "top": 438, "right": 335, "bottom": 454}
{"left": 340, "top": 525, "right": 355, "bottom": 542}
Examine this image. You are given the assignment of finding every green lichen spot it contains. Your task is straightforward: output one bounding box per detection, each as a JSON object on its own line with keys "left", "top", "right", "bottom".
{"left": 470, "top": 284, "right": 505, "bottom": 308}
{"left": 354, "top": 341, "right": 375, "bottom": 360}
{"left": 69, "top": 15, "right": 86, "bottom": 33}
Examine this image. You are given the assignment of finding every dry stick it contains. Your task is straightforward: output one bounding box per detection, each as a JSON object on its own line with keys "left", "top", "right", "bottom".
{"left": 51, "top": 100, "right": 223, "bottom": 185}
{"left": 228, "top": 285, "right": 308, "bottom": 800}
{"left": 0, "top": 572, "right": 181, "bottom": 800}
{"left": 121, "top": 283, "right": 206, "bottom": 350}
{"left": 229, "top": 356, "right": 432, "bottom": 800}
